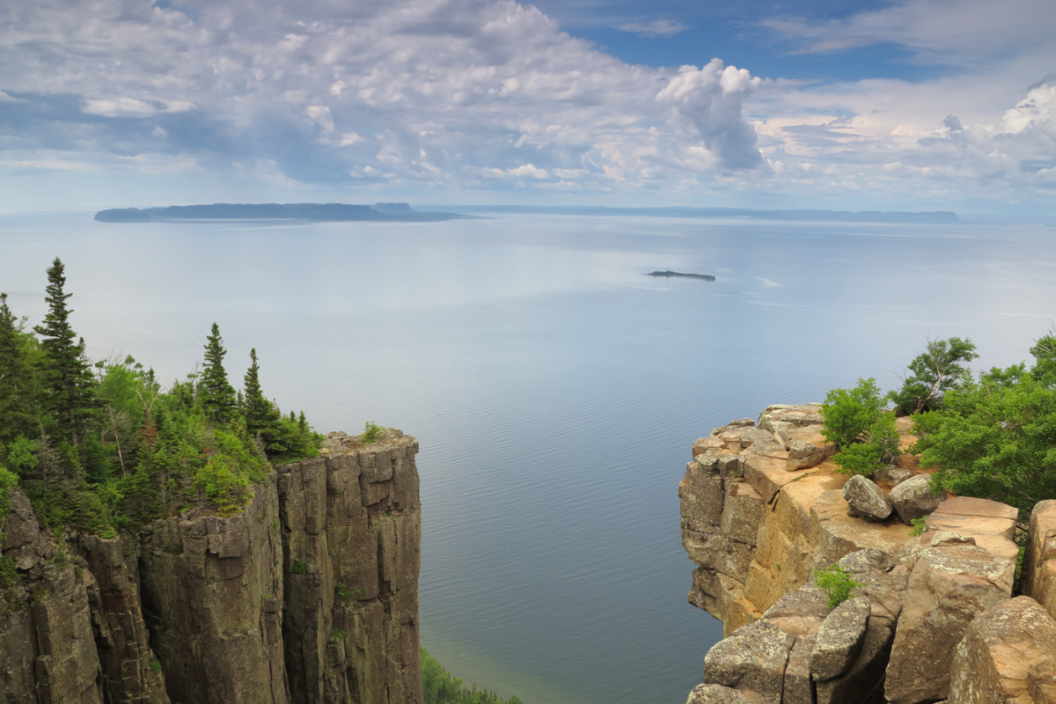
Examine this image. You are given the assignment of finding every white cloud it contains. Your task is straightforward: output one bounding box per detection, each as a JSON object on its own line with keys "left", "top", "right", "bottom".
{"left": 617, "top": 20, "right": 689, "bottom": 38}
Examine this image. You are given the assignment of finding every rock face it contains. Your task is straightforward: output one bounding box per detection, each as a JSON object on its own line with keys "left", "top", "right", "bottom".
{"left": 680, "top": 405, "right": 1030, "bottom": 704}
{"left": 0, "top": 429, "right": 422, "bottom": 704}
{"left": 948, "top": 596, "right": 1056, "bottom": 704}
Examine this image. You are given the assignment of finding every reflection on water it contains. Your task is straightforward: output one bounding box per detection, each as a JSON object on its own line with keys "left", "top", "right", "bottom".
{"left": 2, "top": 213, "right": 1055, "bottom": 703}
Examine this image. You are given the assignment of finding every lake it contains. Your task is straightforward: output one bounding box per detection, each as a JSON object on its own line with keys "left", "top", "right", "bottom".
{"left": 2, "top": 212, "right": 1055, "bottom": 703}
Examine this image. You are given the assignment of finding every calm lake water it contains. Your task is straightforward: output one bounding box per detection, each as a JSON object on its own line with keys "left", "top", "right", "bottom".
{"left": 2, "top": 212, "right": 1055, "bottom": 703}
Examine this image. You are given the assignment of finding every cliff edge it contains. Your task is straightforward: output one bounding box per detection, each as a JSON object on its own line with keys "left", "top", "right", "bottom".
{"left": 0, "top": 429, "right": 422, "bottom": 704}
{"left": 681, "top": 404, "right": 1056, "bottom": 704}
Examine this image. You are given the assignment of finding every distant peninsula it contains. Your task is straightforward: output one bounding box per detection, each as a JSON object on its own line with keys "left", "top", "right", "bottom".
{"left": 94, "top": 202, "right": 469, "bottom": 223}
{"left": 432, "top": 205, "right": 960, "bottom": 224}
{"left": 648, "top": 270, "right": 716, "bottom": 281}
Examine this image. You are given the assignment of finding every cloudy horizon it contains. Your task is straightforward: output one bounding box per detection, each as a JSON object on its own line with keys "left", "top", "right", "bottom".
{"left": 1, "top": 0, "right": 1054, "bottom": 218}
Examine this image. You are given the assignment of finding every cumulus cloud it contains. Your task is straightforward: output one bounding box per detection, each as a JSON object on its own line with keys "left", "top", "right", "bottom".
{"left": 0, "top": 0, "right": 764, "bottom": 193}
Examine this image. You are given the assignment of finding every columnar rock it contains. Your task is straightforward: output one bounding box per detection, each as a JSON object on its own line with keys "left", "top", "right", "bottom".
{"left": 0, "top": 487, "right": 105, "bottom": 704}
{"left": 888, "top": 473, "right": 944, "bottom": 524}
{"left": 810, "top": 597, "right": 870, "bottom": 681}
{"left": 948, "top": 596, "right": 1056, "bottom": 704}
{"left": 79, "top": 534, "right": 170, "bottom": 704}
{"left": 1023, "top": 499, "right": 1056, "bottom": 620}
{"left": 278, "top": 430, "right": 423, "bottom": 704}
{"left": 884, "top": 540, "right": 1016, "bottom": 704}
{"left": 140, "top": 474, "right": 288, "bottom": 704}
{"left": 841, "top": 476, "right": 892, "bottom": 522}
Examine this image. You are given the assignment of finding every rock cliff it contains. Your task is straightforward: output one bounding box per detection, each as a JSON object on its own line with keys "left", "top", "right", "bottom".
{"left": 681, "top": 405, "right": 1056, "bottom": 704}
{"left": 0, "top": 429, "right": 422, "bottom": 704}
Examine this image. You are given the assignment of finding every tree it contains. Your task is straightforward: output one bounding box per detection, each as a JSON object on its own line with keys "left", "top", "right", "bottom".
{"left": 889, "top": 337, "right": 978, "bottom": 415}
{"left": 243, "top": 348, "right": 284, "bottom": 456}
{"left": 33, "top": 258, "right": 97, "bottom": 444}
{"left": 0, "top": 293, "right": 37, "bottom": 444}
{"left": 199, "top": 323, "right": 238, "bottom": 424}
{"left": 820, "top": 378, "right": 887, "bottom": 448}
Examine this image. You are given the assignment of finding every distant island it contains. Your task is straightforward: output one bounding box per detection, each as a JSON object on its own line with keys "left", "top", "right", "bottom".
{"left": 94, "top": 202, "right": 470, "bottom": 223}
{"left": 429, "top": 205, "right": 960, "bottom": 224}
{"left": 648, "top": 270, "right": 716, "bottom": 281}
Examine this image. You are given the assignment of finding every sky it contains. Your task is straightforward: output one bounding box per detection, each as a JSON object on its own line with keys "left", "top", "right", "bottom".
{"left": 1, "top": 0, "right": 1055, "bottom": 217}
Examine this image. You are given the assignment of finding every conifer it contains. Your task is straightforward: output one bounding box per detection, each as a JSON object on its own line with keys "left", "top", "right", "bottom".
{"left": 243, "top": 348, "right": 284, "bottom": 455}
{"left": 199, "top": 323, "right": 238, "bottom": 424}
{"left": 0, "top": 293, "right": 36, "bottom": 443}
{"left": 33, "top": 258, "right": 97, "bottom": 445}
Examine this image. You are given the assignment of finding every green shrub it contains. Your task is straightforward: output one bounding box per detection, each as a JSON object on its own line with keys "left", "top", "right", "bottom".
{"left": 909, "top": 517, "right": 927, "bottom": 536}
{"left": 814, "top": 563, "right": 865, "bottom": 609}
{"left": 833, "top": 412, "right": 900, "bottom": 476}
{"left": 329, "top": 628, "right": 345, "bottom": 642}
{"left": 821, "top": 378, "right": 886, "bottom": 449}
{"left": 149, "top": 658, "right": 162, "bottom": 674}
{"left": 362, "top": 422, "right": 384, "bottom": 444}
{"left": 335, "top": 581, "right": 360, "bottom": 602}
{"left": 0, "top": 556, "right": 17, "bottom": 588}
{"left": 291, "top": 559, "right": 308, "bottom": 575}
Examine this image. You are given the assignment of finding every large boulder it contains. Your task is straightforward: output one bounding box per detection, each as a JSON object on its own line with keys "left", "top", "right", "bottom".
{"left": 888, "top": 474, "right": 944, "bottom": 524}
{"left": 786, "top": 441, "right": 830, "bottom": 471}
{"left": 841, "top": 476, "right": 893, "bottom": 522}
{"left": 686, "top": 684, "right": 766, "bottom": 704}
{"left": 810, "top": 597, "right": 871, "bottom": 682}
{"left": 703, "top": 620, "right": 794, "bottom": 703}
{"left": 1023, "top": 499, "right": 1056, "bottom": 620}
{"left": 949, "top": 596, "right": 1056, "bottom": 704}
{"left": 884, "top": 541, "right": 1016, "bottom": 704}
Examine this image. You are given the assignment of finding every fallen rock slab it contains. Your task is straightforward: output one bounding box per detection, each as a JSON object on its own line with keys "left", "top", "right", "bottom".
{"left": 703, "top": 620, "right": 794, "bottom": 703}
{"left": 949, "top": 596, "right": 1056, "bottom": 704}
{"left": 842, "top": 476, "right": 893, "bottom": 522}
{"left": 889, "top": 473, "right": 944, "bottom": 524}
{"left": 811, "top": 597, "right": 871, "bottom": 682}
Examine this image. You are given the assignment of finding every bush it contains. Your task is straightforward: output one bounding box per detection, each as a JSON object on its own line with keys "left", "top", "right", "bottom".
{"left": 821, "top": 378, "right": 886, "bottom": 449}
{"left": 890, "top": 338, "right": 977, "bottom": 415}
{"left": 290, "top": 559, "right": 308, "bottom": 575}
{"left": 814, "top": 563, "right": 865, "bottom": 609}
{"left": 833, "top": 412, "right": 900, "bottom": 476}
{"left": 362, "top": 422, "right": 384, "bottom": 444}
{"left": 335, "top": 581, "right": 360, "bottom": 602}
{"left": 0, "top": 465, "right": 17, "bottom": 516}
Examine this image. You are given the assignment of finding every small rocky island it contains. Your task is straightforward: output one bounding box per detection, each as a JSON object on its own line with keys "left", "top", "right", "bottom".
{"left": 648, "top": 270, "right": 716, "bottom": 281}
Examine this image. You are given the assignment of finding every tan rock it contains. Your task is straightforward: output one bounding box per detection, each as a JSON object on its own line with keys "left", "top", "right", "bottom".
{"left": 686, "top": 683, "right": 766, "bottom": 704}
{"left": 885, "top": 542, "right": 1016, "bottom": 704}
{"left": 810, "top": 597, "right": 870, "bottom": 682}
{"left": 722, "top": 483, "right": 765, "bottom": 547}
{"left": 703, "top": 619, "right": 794, "bottom": 703}
{"left": 1023, "top": 499, "right": 1056, "bottom": 621}
{"left": 949, "top": 596, "right": 1056, "bottom": 704}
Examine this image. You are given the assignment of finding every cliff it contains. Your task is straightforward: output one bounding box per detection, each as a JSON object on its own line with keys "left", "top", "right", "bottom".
{"left": 680, "top": 404, "right": 1056, "bottom": 704}
{"left": 0, "top": 429, "right": 421, "bottom": 704}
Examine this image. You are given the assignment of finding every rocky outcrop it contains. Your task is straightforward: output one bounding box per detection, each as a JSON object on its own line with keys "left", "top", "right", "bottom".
{"left": 1023, "top": 499, "right": 1056, "bottom": 620}
{"left": 680, "top": 405, "right": 1036, "bottom": 704}
{"left": 0, "top": 428, "right": 422, "bottom": 704}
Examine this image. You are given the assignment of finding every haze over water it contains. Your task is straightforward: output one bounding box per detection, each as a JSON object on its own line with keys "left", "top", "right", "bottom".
{"left": 2, "top": 212, "right": 1055, "bottom": 703}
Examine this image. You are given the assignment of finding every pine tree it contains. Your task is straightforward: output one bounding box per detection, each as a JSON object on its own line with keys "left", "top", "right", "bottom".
{"left": 243, "top": 348, "right": 284, "bottom": 455}
{"left": 200, "top": 323, "right": 238, "bottom": 424}
{"left": 33, "top": 258, "right": 97, "bottom": 445}
{"left": 0, "top": 293, "right": 37, "bottom": 444}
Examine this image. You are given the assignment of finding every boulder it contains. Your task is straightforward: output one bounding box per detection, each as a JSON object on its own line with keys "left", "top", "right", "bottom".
{"left": 810, "top": 597, "right": 871, "bottom": 682}
{"left": 686, "top": 684, "right": 765, "bottom": 704}
{"left": 884, "top": 542, "right": 1016, "bottom": 704}
{"left": 949, "top": 596, "right": 1056, "bottom": 704}
{"left": 873, "top": 465, "right": 913, "bottom": 487}
{"left": 841, "top": 476, "right": 893, "bottom": 522}
{"left": 888, "top": 474, "right": 944, "bottom": 524}
{"left": 703, "top": 620, "right": 794, "bottom": 703}
{"left": 786, "top": 441, "right": 830, "bottom": 471}
{"left": 757, "top": 404, "right": 824, "bottom": 433}
{"left": 1023, "top": 499, "right": 1056, "bottom": 620}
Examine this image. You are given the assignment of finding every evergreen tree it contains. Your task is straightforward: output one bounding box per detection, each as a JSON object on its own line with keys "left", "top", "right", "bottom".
{"left": 0, "top": 293, "right": 37, "bottom": 444}
{"left": 243, "top": 348, "right": 284, "bottom": 455}
{"left": 32, "top": 258, "right": 97, "bottom": 445}
{"left": 200, "top": 323, "right": 238, "bottom": 424}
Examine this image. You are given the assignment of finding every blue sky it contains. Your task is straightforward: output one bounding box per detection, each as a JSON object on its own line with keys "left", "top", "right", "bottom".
{"left": 1, "top": 0, "right": 1054, "bottom": 217}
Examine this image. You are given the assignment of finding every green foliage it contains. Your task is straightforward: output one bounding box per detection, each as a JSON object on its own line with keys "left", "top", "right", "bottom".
{"left": 0, "top": 465, "right": 17, "bottom": 517}
{"left": 421, "top": 647, "right": 522, "bottom": 704}
{"left": 149, "top": 658, "right": 162, "bottom": 674}
{"left": 889, "top": 337, "right": 978, "bottom": 415}
{"left": 833, "top": 412, "right": 900, "bottom": 476}
{"left": 821, "top": 378, "right": 886, "bottom": 449}
{"left": 814, "top": 564, "right": 865, "bottom": 609}
{"left": 329, "top": 628, "right": 345, "bottom": 642}
{"left": 0, "top": 293, "right": 38, "bottom": 444}
{"left": 362, "top": 421, "right": 384, "bottom": 444}
{"left": 0, "top": 555, "right": 17, "bottom": 588}
{"left": 3, "top": 436, "right": 39, "bottom": 477}
{"left": 335, "top": 581, "right": 360, "bottom": 602}
{"left": 200, "top": 323, "right": 238, "bottom": 424}
{"left": 290, "top": 559, "right": 308, "bottom": 575}
{"left": 909, "top": 517, "right": 927, "bottom": 536}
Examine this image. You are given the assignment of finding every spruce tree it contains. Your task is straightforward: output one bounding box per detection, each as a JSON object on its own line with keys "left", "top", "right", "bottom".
{"left": 0, "top": 293, "right": 37, "bottom": 443}
{"left": 243, "top": 348, "right": 284, "bottom": 455}
{"left": 200, "top": 323, "right": 238, "bottom": 424}
{"left": 33, "top": 258, "right": 97, "bottom": 445}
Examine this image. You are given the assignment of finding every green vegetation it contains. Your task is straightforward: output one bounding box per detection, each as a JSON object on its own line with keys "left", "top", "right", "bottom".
{"left": 821, "top": 378, "right": 899, "bottom": 476}
{"left": 421, "top": 648, "right": 523, "bottom": 704}
{"left": 335, "top": 581, "right": 360, "bottom": 602}
{"left": 362, "top": 421, "right": 384, "bottom": 444}
{"left": 329, "top": 628, "right": 345, "bottom": 642}
{"left": 0, "top": 556, "right": 18, "bottom": 588}
{"left": 889, "top": 338, "right": 977, "bottom": 416}
{"left": 0, "top": 258, "right": 323, "bottom": 538}
{"left": 291, "top": 559, "right": 309, "bottom": 575}
{"left": 814, "top": 564, "right": 865, "bottom": 609}
{"left": 149, "top": 658, "right": 162, "bottom": 674}
{"left": 909, "top": 517, "right": 927, "bottom": 537}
